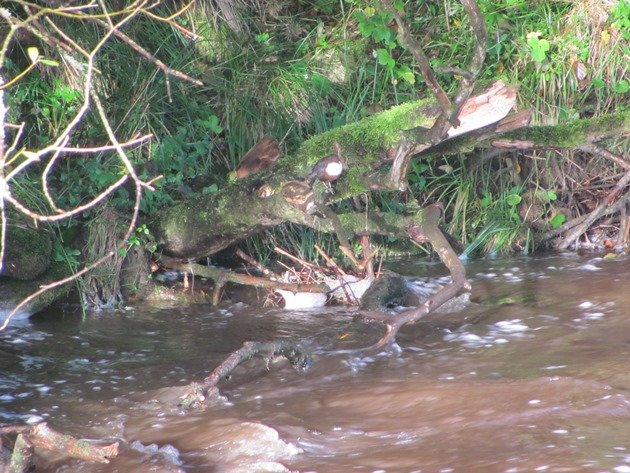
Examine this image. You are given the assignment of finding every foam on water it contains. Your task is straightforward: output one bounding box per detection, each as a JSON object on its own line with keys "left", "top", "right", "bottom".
{"left": 444, "top": 318, "right": 530, "bottom": 347}
{"left": 130, "top": 440, "right": 183, "bottom": 466}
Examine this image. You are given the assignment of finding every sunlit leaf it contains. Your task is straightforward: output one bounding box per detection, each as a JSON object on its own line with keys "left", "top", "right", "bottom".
{"left": 39, "top": 59, "right": 59, "bottom": 67}
{"left": 255, "top": 32, "right": 269, "bottom": 43}
{"left": 614, "top": 80, "right": 629, "bottom": 94}
{"left": 27, "top": 46, "right": 39, "bottom": 62}
{"left": 396, "top": 68, "right": 415, "bottom": 84}
{"left": 549, "top": 213, "right": 566, "bottom": 229}
{"left": 505, "top": 194, "right": 522, "bottom": 206}
{"left": 526, "top": 32, "right": 550, "bottom": 62}
{"left": 376, "top": 48, "right": 395, "bottom": 68}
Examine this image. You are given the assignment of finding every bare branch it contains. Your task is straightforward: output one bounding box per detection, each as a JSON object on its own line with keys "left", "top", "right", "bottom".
{"left": 369, "top": 204, "right": 470, "bottom": 349}
{"left": 379, "top": 0, "right": 453, "bottom": 123}
{"left": 0, "top": 1, "right": 158, "bottom": 329}
{"left": 82, "top": 13, "right": 203, "bottom": 86}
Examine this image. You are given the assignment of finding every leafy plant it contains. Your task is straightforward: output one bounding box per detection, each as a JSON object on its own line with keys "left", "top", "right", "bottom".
{"left": 526, "top": 32, "right": 550, "bottom": 63}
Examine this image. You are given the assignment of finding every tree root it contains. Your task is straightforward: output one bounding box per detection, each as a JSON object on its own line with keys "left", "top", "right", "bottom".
{"left": 0, "top": 422, "right": 118, "bottom": 472}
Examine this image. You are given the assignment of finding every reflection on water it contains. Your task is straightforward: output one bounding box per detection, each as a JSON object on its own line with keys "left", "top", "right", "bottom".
{"left": 2, "top": 253, "right": 630, "bottom": 472}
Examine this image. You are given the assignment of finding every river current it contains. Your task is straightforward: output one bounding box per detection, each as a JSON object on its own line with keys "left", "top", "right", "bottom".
{"left": 1, "top": 253, "right": 629, "bottom": 472}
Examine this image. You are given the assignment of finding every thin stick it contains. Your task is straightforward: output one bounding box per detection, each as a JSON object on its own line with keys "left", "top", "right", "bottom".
{"left": 236, "top": 248, "right": 278, "bottom": 278}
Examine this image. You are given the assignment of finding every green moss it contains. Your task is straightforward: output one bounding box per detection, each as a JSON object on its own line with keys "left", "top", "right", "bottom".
{"left": 3, "top": 226, "right": 52, "bottom": 280}
{"left": 503, "top": 111, "right": 629, "bottom": 148}
{"left": 293, "top": 97, "right": 437, "bottom": 170}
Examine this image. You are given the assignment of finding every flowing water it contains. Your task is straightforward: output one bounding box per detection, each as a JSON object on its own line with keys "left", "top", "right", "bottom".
{"left": 1, "top": 254, "right": 630, "bottom": 472}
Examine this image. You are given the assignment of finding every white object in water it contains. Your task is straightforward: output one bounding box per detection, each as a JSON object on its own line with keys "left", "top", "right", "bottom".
{"left": 276, "top": 290, "right": 328, "bottom": 309}
{"left": 324, "top": 274, "right": 374, "bottom": 302}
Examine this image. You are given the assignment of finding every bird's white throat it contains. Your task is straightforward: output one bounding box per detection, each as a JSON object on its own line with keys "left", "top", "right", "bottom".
{"left": 326, "top": 162, "right": 343, "bottom": 176}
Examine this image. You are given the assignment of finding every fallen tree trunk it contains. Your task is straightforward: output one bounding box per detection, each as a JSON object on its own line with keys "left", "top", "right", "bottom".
{"left": 153, "top": 81, "right": 520, "bottom": 259}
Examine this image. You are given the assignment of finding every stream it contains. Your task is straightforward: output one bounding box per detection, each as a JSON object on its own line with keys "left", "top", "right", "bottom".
{"left": 1, "top": 253, "right": 630, "bottom": 472}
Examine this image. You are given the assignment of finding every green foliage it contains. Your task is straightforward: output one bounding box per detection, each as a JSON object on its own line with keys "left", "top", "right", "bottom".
{"left": 4, "top": 0, "right": 626, "bottom": 265}
{"left": 352, "top": 6, "right": 416, "bottom": 87}
{"left": 53, "top": 241, "right": 81, "bottom": 270}
{"left": 8, "top": 74, "right": 82, "bottom": 143}
{"left": 526, "top": 32, "right": 550, "bottom": 63}
{"left": 611, "top": 0, "right": 630, "bottom": 40}
{"left": 549, "top": 213, "right": 566, "bottom": 229}
{"left": 121, "top": 224, "right": 157, "bottom": 257}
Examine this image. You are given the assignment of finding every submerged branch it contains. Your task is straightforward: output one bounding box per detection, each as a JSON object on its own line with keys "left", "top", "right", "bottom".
{"left": 178, "top": 340, "right": 311, "bottom": 409}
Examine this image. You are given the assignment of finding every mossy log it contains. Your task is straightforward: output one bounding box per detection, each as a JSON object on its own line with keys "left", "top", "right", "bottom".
{"left": 154, "top": 81, "right": 520, "bottom": 259}
{"left": 153, "top": 74, "right": 630, "bottom": 261}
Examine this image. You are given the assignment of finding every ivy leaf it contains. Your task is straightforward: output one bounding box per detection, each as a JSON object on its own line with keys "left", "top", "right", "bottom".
{"left": 549, "top": 213, "right": 566, "bottom": 229}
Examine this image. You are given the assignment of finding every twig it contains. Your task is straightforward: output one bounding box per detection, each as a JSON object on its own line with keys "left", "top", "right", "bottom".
{"left": 274, "top": 246, "right": 321, "bottom": 272}
{"left": 235, "top": 248, "right": 278, "bottom": 278}
{"left": 314, "top": 244, "right": 356, "bottom": 304}
{"left": 314, "top": 243, "right": 346, "bottom": 276}
{"left": 83, "top": 15, "right": 203, "bottom": 86}
{"left": 555, "top": 172, "right": 630, "bottom": 250}
{"left": 159, "top": 255, "right": 329, "bottom": 306}
{"left": 580, "top": 143, "right": 630, "bottom": 172}
{"left": 359, "top": 234, "right": 376, "bottom": 278}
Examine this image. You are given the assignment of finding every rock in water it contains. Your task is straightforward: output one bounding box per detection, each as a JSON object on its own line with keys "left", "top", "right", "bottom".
{"left": 359, "top": 275, "right": 409, "bottom": 311}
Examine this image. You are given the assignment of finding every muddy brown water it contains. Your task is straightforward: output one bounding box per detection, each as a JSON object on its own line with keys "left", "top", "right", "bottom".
{"left": 1, "top": 254, "right": 630, "bottom": 472}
